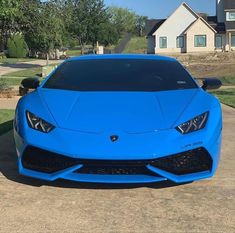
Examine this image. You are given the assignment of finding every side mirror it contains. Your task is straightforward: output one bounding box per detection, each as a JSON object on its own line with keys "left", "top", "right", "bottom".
{"left": 201, "top": 78, "right": 222, "bottom": 91}
{"left": 21, "top": 77, "right": 40, "bottom": 89}
{"left": 19, "top": 78, "right": 40, "bottom": 96}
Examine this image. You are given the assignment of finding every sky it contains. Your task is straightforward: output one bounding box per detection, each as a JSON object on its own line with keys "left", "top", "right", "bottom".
{"left": 104, "top": 0, "right": 216, "bottom": 19}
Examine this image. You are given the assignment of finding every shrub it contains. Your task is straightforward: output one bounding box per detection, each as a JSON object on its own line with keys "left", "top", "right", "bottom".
{"left": 0, "top": 52, "right": 7, "bottom": 60}
{"left": 0, "top": 79, "right": 13, "bottom": 98}
{"left": 0, "top": 79, "right": 9, "bottom": 91}
{"left": 7, "top": 34, "right": 28, "bottom": 58}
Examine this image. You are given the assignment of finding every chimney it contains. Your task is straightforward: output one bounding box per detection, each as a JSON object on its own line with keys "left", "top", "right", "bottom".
{"left": 217, "top": 0, "right": 225, "bottom": 23}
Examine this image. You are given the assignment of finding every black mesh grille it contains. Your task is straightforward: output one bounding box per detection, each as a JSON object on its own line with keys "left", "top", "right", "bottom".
{"left": 21, "top": 146, "right": 212, "bottom": 175}
{"left": 75, "top": 165, "right": 157, "bottom": 176}
{"left": 22, "top": 146, "right": 78, "bottom": 173}
{"left": 150, "top": 148, "right": 212, "bottom": 175}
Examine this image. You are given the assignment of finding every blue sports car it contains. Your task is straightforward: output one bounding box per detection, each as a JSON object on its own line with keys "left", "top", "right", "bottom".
{"left": 14, "top": 54, "right": 222, "bottom": 184}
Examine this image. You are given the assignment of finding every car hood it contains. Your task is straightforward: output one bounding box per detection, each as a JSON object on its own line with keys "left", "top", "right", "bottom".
{"left": 39, "top": 88, "right": 198, "bottom": 134}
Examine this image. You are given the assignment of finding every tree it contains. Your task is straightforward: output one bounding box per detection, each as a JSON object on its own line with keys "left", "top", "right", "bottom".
{"left": 0, "top": 0, "right": 23, "bottom": 50}
{"left": 21, "top": 0, "right": 64, "bottom": 64}
{"left": 108, "top": 7, "right": 137, "bottom": 35}
{"left": 108, "top": 7, "right": 148, "bottom": 37}
{"left": 67, "top": 0, "right": 110, "bottom": 53}
{"left": 97, "top": 22, "right": 119, "bottom": 47}
{"left": 136, "top": 15, "right": 147, "bottom": 37}
{"left": 7, "top": 33, "right": 28, "bottom": 58}
{"left": 1, "top": 0, "right": 148, "bottom": 58}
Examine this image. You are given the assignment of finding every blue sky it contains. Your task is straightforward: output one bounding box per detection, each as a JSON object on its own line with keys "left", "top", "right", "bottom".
{"left": 104, "top": 0, "right": 215, "bottom": 18}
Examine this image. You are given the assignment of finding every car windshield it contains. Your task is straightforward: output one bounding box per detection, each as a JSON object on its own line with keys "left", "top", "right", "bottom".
{"left": 43, "top": 59, "right": 198, "bottom": 91}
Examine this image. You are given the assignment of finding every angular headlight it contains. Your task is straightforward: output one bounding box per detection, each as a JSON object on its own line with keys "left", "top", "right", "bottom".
{"left": 26, "top": 111, "right": 55, "bottom": 133}
{"left": 176, "top": 112, "right": 209, "bottom": 134}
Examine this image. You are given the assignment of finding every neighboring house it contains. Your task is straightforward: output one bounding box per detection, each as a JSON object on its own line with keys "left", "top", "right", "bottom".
{"left": 146, "top": 0, "right": 235, "bottom": 54}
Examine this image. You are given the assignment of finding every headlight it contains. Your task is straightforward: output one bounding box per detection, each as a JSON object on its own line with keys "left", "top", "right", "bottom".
{"left": 26, "top": 111, "right": 55, "bottom": 133}
{"left": 176, "top": 112, "right": 209, "bottom": 134}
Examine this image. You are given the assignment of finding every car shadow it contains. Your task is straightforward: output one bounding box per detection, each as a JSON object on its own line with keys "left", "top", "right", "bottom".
{"left": 0, "top": 120, "right": 13, "bottom": 135}
{"left": 0, "top": 131, "right": 191, "bottom": 190}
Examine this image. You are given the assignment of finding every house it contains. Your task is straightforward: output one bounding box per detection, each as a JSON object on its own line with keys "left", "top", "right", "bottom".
{"left": 146, "top": 0, "right": 235, "bottom": 54}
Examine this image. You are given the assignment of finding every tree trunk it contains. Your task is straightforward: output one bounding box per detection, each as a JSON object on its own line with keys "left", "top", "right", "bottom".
{"left": 79, "top": 37, "right": 85, "bottom": 55}
{"left": 46, "top": 53, "right": 49, "bottom": 66}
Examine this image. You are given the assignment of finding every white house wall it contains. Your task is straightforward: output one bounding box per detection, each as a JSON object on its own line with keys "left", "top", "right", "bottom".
{"left": 153, "top": 4, "right": 197, "bottom": 53}
{"left": 186, "top": 19, "right": 215, "bottom": 52}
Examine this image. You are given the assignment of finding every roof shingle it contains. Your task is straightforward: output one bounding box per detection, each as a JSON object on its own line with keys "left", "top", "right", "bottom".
{"left": 224, "top": 0, "right": 235, "bottom": 10}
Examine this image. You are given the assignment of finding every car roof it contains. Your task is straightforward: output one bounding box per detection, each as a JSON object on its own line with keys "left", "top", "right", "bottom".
{"left": 67, "top": 54, "right": 177, "bottom": 62}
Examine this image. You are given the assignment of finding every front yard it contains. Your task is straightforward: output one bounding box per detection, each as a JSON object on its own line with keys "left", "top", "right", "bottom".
{"left": 0, "top": 58, "right": 36, "bottom": 64}
{"left": 210, "top": 88, "right": 235, "bottom": 108}
{"left": 2, "top": 66, "right": 42, "bottom": 77}
{"left": 0, "top": 109, "right": 15, "bottom": 135}
{"left": 0, "top": 63, "right": 58, "bottom": 87}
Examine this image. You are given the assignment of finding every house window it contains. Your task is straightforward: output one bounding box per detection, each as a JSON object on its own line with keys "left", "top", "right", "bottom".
{"left": 215, "top": 36, "right": 222, "bottom": 48}
{"left": 227, "top": 12, "right": 235, "bottom": 21}
{"left": 232, "top": 35, "right": 235, "bottom": 47}
{"left": 159, "top": 37, "right": 167, "bottom": 48}
{"left": 176, "top": 36, "right": 184, "bottom": 48}
{"left": 194, "top": 35, "right": 206, "bottom": 47}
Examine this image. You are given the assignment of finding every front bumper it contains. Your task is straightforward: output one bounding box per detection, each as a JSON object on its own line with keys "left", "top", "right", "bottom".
{"left": 16, "top": 142, "right": 220, "bottom": 183}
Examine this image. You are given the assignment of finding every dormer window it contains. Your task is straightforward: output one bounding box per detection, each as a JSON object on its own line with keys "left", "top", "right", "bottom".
{"left": 227, "top": 12, "right": 235, "bottom": 21}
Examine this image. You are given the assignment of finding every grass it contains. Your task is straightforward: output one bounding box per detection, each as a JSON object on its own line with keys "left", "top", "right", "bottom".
{"left": 3, "top": 67, "right": 43, "bottom": 78}
{"left": 2, "top": 63, "right": 58, "bottom": 80}
{"left": 123, "top": 36, "right": 147, "bottom": 54}
{"left": 67, "top": 49, "right": 81, "bottom": 57}
{"left": 0, "top": 77, "right": 24, "bottom": 86}
{"left": 1, "top": 63, "right": 56, "bottom": 87}
{"left": 188, "top": 62, "right": 235, "bottom": 81}
{"left": 0, "top": 58, "right": 36, "bottom": 64}
{"left": 0, "top": 77, "right": 44, "bottom": 86}
{"left": 0, "top": 109, "right": 15, "bottom": 135}
{"left": 218, "top": 76, "right": 235, "bottom": 86}
{"left": 210, "top": 88, "right": 235, "bottom": 108}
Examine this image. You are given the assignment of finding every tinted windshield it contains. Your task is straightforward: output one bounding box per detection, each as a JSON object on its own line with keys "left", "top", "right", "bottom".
{"left": 43, "top": 59, "right": 197, "bottom": 91}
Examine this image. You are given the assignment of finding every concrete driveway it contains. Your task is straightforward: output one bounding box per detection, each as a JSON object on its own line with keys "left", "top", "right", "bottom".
{"left": 0, "top": 105, "right": 234, "bottom": 233}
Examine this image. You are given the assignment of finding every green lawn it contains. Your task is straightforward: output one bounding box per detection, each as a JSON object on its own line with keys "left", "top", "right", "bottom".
{"left": 210, "top": 88, "right": 235, "bottom": 108}
{"left": 2, "top": 63, "right": 58, "bottom": 80}
{"left": 0, "top": 58, "right": 36, "bottom": 64}
{"left": 3, "top": 66, "right": 42, "bottom": 78}
{"left": 0, "top": 109, "right": 15, "bottom": 135}
{"left": 0, "top": 77, "right": 24, "bottom": 86}
{"left": 67, "top": 49, "right": 81, "bottom": 57}
{"left": 123, "top": 37, "right": 147, "bottom": 54}
{"left": 218, "top": 76, "right": 235, "bottom": 86}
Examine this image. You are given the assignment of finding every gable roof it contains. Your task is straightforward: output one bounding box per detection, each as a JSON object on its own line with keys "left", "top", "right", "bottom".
{"left": 152, "top": 2, "right": 198, "bottom": 35}
{"left": 181, "top": 2, "right": 200, "bottom": 18}
{"left": 183, "top": 17, "right": 217, "bottom": 34}
{"left": 146, "top": 19, "right": 166, "bottom": 36}
{"left": 207, "top": 16, "right": 226, "bottom": 33}
{"left": 147, "top": 2, "right": 217, "bottom": 36}
{"left": 197, "top": 16, "right": 217, "bottom": 33}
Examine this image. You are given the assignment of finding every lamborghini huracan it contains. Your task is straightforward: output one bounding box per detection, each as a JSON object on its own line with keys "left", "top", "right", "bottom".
{"left": 14, "top": 54, "right": 222, "bottom": 183}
